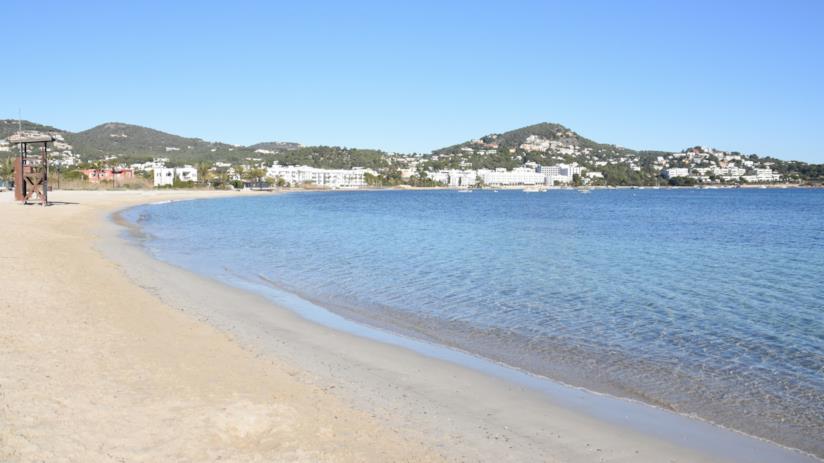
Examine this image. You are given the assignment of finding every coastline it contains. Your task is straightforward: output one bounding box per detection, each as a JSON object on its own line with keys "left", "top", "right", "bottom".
{"left": 110, "top": 191, "right": 819, "bottom": 462}
{"left": 2, "top": 189, "right": 819, "bottom": 462}
{"left": 0, "top": 189, "right": 439, "bottom": 462}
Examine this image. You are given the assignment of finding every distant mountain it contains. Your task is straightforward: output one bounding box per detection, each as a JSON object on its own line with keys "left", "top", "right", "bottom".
{"left": 65, "top": 122, "right": 256, "bottom": 162}
{"left": 0, "top": 120, "right": 385, "bottom": 169}
{"left": 0, "top": 119, "right": 64, "bottom": 139}
{"left": 1, "top": 120, "right": 303, "bottom": 164}
{"left": 427, "top": 122, "right": 822, "bottom": 184}
{"left": 433, "top": 122, "right": 665, "bottom": 163}
{"left": 2, "top": 119, "right": 821, "bottom": 183}
{"left": 425, "top": 122, "right": 669, "bottom": 184}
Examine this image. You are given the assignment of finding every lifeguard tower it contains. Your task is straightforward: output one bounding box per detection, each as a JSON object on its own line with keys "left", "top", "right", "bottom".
{"left": 8, "top": 132, "right": 55, "bottom": 206}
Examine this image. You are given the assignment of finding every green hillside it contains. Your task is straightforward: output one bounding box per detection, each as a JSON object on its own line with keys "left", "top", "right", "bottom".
{"left": 65, "top": 122, "right": 257, "bottom": 163}
{"left": 248, "top": 141, "right": 302, "bottom": 152}
{"left": 0, "top": 119, "right": 64, "bottom": 139}
{"left": 433, "top": 122, "right": 666, "bottom": 162}
{"left": 426, "top": 122, "right": 659, "bottom": 179}
{"left": 1, "top": 120, "right": 389, "bottom": 169}
{"left": 426, "top": 122, "right": 823, "bottom": 185}
{"left": 270, "top": 146, "right": 390, "bottom": 170}
{"left": 2, "top": 119, "right": 821, "bottom": 183}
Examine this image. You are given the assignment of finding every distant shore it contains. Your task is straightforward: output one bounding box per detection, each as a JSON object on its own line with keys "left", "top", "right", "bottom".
{"left": 1, "top": 189, "right": 820, "bottom": 462}
{"left": 3, "top": 181, "right": 820, "bottom": 197}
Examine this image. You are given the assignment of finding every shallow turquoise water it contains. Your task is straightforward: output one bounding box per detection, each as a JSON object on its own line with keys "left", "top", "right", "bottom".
{"left": 124, "top": 189, "right": 824, "bottom": 456}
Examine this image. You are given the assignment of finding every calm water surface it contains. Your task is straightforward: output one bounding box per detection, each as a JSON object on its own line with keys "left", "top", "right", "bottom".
{"left": 124, "top": 189, "right": 824, "bottom": 457}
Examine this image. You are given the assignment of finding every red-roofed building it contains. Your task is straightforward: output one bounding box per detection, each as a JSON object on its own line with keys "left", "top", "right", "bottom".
{"left": 80, "top": 168, "right": 135, "bottom": 183}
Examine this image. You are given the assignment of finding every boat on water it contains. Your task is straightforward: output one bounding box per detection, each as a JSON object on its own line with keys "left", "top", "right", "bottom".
{"left": 456, "top": 188, "right": 473, "bottom": 193}
{"left": 577, "top": 187, "right": 592, "bottom": 194}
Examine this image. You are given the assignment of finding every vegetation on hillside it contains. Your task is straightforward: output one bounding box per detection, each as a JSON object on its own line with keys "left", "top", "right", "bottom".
{"left": 271, "top": 146, "right": 390, "bottom": 170}
{"left": 2, "top": 119, "right": 822, "bottom": 185}
{"left": 65, "top": 122, "right": 258, "bottom": 162}
{"left": 0, "top": 119, "right": 62, "bottom": 139}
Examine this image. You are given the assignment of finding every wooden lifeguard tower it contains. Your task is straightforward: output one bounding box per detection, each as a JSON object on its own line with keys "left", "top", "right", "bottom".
{"left": 8, "top": 132, "right": 55, "bottom": 206}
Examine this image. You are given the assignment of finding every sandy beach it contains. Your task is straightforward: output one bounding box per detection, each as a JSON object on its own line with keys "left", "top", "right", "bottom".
{"left": 0, "top": 189, "right": 818, "bottom": 463}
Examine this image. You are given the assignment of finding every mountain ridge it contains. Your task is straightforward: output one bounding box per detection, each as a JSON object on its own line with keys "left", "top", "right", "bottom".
{"left": 1, "top": 119, "right": 821, "bottom": 183}
{"left": 0, "top": 120, "right": 302, "bottom": 163}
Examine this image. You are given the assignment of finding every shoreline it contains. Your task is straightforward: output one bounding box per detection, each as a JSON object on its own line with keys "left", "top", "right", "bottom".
{"left": 107, "top": 191, "right": 819, "bottom": 462}
{"left": 0, "top": 189, "right": 441, "bottom": 462}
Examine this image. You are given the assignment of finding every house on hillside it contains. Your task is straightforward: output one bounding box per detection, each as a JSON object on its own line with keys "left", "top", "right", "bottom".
{"left": 154, "top": 166, "right": 197, "bottom": 187}
{"left": 80, "top": 168, "right": 135, "bottom": 184}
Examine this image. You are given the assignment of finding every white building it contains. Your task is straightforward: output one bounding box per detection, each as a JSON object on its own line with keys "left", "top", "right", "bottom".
{"left": 445, "top": 170, "right": 477, "bottom": 187}
{"left": 132, "top": 159, "right": 168, "bottom": 172}
{"left": 539, "top": 163, "right": 582, "bottom": 184}
{"left": 713, "top": 166, "right": 746, "bottom": 177}
{"left": 663, "top": 168, "right": 690, "bottom": 178}
{"left": 154, "top": 166, "right": 198, "bottom": 187}
{"left": 424, "top": 171, "right": 449, "bottom": 184}
{"left": 754, "top": 168, "right": 781, "bottom": 182}
{"left": 266, "top": 165, "right": 367, "bottom": 188}
{"left": 479, "top": 167, "right": 545, "bottom": 186}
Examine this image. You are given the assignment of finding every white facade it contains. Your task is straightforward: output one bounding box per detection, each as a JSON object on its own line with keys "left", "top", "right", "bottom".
{"left": 266, "top": 165, "right": 367, "bottom": 188}
{"left": 478, "top": 167, "right": 545, "bottom": 186}
{"left": 446, "top": 170, "right": 477, "bottom": 187}
{"left": 539, "top": 164, "right": 582, "bottom": 184}
{"left": 663, "top": 168, "right": 690, "bottom": 178}
{"left": 425, "top": 171, "right": 449, "bottom": 184}
{"left": 154, "top": 166, "right": 198, "bottom": 187}
{"left": 753, "top": 168, "right": 781, "bottom": 182}
{"left": 132, "top": 159, "right": 168, "bottom": 172}
{"left": 713, "top": 166, "right": 746, "bottom": 177}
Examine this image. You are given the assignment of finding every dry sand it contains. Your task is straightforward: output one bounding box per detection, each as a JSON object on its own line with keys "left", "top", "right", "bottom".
{"left": 0, "top": 189, "right": 817, "bottom": 463}
{"left": 0, "top": 190, "right": 439, "bottom": 462}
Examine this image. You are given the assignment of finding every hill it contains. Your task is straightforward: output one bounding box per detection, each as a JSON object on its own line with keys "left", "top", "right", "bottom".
{"left": 431, "top": 122, "right": 667, "bottom": 165}
{"left": 65, "top": 122, "right": 258, "bottom": 163}
{"left": 426, "top": 122, "right": 821, "bottom": 185}
{"left": 1, "top": 121, "right": 304, "bottom": 165}
{"left": 0, "top": 119, "right": 65, "bottom": 139}
{"left": 0, "top": 120, "right": 388, "bottom": 170}
{"left": 425, "top": 122, "right": 669, "bottom": 184}
{"left": 1, "top": 119, "right": 821, "bottom": 183}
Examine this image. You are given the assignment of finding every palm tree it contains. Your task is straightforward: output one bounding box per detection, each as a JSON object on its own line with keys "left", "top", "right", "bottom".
{"left": 0, "top": 156, "right": 13, "bottom": 184}
{"left": 215, "top": 167, "right": 230, "bottom": 188}
{"left": 234, "top": 164, "right": 246, "bottom": 182}
{"left": 196, "top": 161, "right": 213, "bottom": 187}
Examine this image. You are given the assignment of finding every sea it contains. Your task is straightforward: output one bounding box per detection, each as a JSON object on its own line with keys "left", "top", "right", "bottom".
{"left": 122, "top": 188, "right": 824, "bottom": 457}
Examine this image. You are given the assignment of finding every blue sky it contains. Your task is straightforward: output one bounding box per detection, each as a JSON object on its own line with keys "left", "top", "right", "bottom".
{"left": 4, "top": 1, "right": 823, "bottom": 161}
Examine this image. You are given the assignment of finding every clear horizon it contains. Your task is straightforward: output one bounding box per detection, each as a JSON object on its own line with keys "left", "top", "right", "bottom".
{"left": 4, "top": 1, "right": 823, "bottom": 162}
